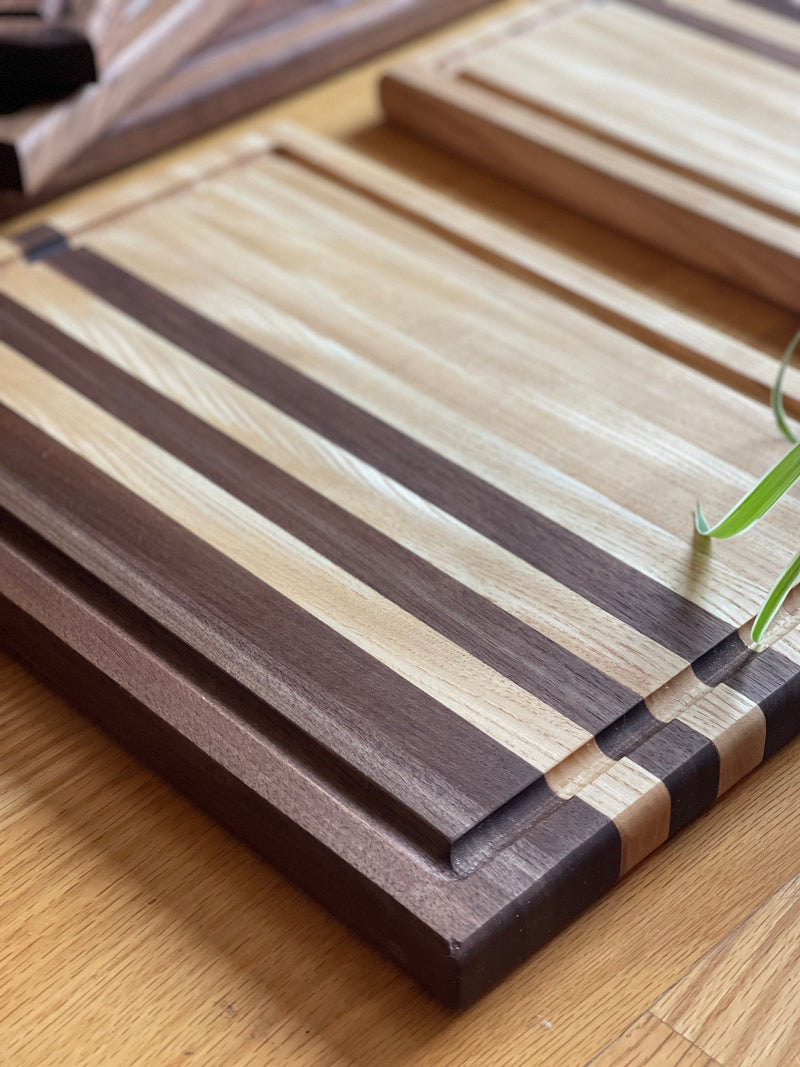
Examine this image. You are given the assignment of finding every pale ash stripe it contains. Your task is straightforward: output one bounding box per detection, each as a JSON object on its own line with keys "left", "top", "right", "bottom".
{"left": 0, "top": 343, "right": 592, "bottom": 770}
{"left": 81, "top": 201, "right": 774, "bottom": 627}
{"left": 274, "top": 121, "right": 800, "bottom": 413}
{"left": 212, "top": 164, "right": 800, "bottom": 595}
{"left": 204, "top": 162, "right": 800, "bottom": 579}
{"left": 576, "top": 757, "right": 670, "bottom": 875}
{"left": 679, "top": 686, "right": 766, "bottom": 797}
{"left": 773, "top": 628, "right": 800, "bottom": 666}
{"left": 5, "top": 260, "right": 685, "bottom": 698}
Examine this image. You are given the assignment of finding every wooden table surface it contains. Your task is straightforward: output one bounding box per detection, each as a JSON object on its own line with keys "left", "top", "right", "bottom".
{"left": 2, "top": 4, "right": 800, "bottom": 1062}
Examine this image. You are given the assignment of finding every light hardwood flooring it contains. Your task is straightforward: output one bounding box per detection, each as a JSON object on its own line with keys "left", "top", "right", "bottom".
{"left": 1, "top": 2, "right": 799, "bottom": 1061}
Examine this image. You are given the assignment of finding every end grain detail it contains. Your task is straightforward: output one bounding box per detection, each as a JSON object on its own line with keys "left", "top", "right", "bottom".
{"left": 2, "top": 126, "right": 800, "bottom": 1003}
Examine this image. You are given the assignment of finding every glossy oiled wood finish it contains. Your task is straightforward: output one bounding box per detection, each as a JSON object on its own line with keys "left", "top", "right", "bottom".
{"left": 382, "top": 0, "right": 800, "bottom": 310}
{"left": 3, "top": 119, "right": 800, "bottom": 1005}
{"left": 0, "top": 0, "right": 245, "bottom": 193}
{"left": 2, "top": 17, "right": 800, "bottom": 1051}
{"left": 0, "top": 0, "right": 496, "bottom": 219}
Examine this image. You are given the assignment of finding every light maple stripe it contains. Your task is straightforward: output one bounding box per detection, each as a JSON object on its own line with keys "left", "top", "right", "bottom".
{"left": 0, "top": 342, "right": 593, "bottom": 770}
{"left": 576, "top": 757, "right": 671, "bottom": 874}
{"left": 77, "top": 177, "right": 800, "bottom": 625}
{"left": 213, "top": 161, "right": 800, "bottom": 561}
{"left": 273, "top": 120, "right": 800, "bottom": 417}
{"left": 4, "top": 258, "right": 687, "bottom": 697}
{"left": 678, "top": 685, "right": 766, "bottom": 796}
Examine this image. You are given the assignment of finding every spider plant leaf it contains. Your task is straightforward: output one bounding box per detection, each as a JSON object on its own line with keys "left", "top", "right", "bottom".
{"left": 772, "top": 329, "right": 800, "bottom": 446}
{"left": 751, "top": 548, "right": 800, "bottom": 645}
{"left": 695, "top": 440, "right": 800, "bottom": 538}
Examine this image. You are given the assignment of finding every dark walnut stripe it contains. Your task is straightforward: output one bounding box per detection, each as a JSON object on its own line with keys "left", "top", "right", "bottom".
{"left": 0, "top": 291, "right": 640, "bottom": 733}
{"left": 58, "top": 245, "right": 800, "bottom": 730}
{"left": 693, "top": 629, "right": 800, "bottom": 756}
{"left": 50, "top": 243, "right": 735, "bottom": 664}
{"left": 0, "top": 508, "right": 489, "bottom": 859}
{"left": 458, "top": 795, "right": 622, "bottom": 1005}
{"left": 628, "top": 719, "right": 720, "bottom": 836}
{"left": 0, "top": 403, "right": 542, "bottom": 853}
{"left": 719, "top": 644, "right": 800, "bottom": 759}
{"left": 737, "top": 0, "right": 800, "bottom": 20}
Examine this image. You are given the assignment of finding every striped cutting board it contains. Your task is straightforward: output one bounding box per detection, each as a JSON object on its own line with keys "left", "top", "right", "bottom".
{"left": 2, "top": 123, "right": 800, "bottom": 1006}
{"left": 381, "top": 0, "right": 800, "bottom": 312}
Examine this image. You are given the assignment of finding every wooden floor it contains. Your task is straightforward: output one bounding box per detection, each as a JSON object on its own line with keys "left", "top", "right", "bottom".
{"left": 1, "top": 2, "right": 800, "bottom": 1061}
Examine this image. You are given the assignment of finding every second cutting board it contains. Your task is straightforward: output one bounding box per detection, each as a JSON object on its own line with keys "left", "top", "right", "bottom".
{"left": 382, "top": 0, "right": 800, "bottom": 311}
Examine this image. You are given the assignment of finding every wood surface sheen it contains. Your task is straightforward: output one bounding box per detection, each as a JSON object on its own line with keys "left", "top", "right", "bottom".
{"left": 0, "top": 12, "right": 800, "bottom": 1052}
{"left": 0, "top": 0, "right": 497, "bottom": 219}
{"left": 3, "top": 122, "right": 800, "bottom": 1007}
{"left": 381, "top": 0, "right": 800, "bottom": 310}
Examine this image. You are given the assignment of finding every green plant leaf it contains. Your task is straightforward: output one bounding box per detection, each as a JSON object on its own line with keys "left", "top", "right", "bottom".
{"left": 771, "top": 329, "right": 800, "bottom": 445}
{"left": 695, "top": 440, "right": 800, "bottom": 539}
{"left": 751, "top": 548, "right": 800, "bottom": 645}
{"left": 696, "top": 328, "right": 800, "bottom": 645}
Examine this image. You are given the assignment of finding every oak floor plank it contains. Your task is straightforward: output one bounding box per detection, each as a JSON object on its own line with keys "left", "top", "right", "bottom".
{"left": 588, "top": 1013, "right": 721, "bottom": 1066}
{"left": 2, "top": 651, "right": 800, "bottom": 1063}
{"left": 653, "top": 873, "right": 800, "bottom": 1066}
{"left": 2, "top": 2, "right": 800, "bottom": 1056}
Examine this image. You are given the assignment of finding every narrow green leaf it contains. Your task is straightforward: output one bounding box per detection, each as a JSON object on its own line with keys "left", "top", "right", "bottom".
{"left": 695, "top": 440, "right": 800, "bottom": 539}
{"left": 771, "top": 329, "right": 800, "bottom": 445}
{"left": 751, "top": 548, "right": 800, "bottom": 645}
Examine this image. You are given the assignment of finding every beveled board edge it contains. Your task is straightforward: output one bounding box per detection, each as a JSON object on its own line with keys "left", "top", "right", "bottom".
{"left": 0, "top": 509, "right": 617, "bottom": 1007}
{"left": 4, "top": 123, "right": 800, "bottom": 1004}
{"left": 0, "top": 126, "right": 273, "bottom": 253}
{"left": 4, "top": 503, "right": 800, "bottom": 1006}
{"left": 380, "top": 4, "right": 800, "bottom": 312}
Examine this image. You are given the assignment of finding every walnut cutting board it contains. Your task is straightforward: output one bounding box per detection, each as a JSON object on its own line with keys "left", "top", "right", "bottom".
{"left": 381, "top": 0, "right": 800, "bottom": 311}
{"left": 2, "top": 122, "right": 800, "bottom": 1006}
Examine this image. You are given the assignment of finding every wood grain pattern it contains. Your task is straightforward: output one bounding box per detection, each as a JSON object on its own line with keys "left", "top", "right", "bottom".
{"left": 3, "top": 123, "right": 800, "bottom": 1004}
{"left": 0, "top": 0, "right": 245, "bottom": 193}
{"left": 0, "top": 0, "right": 496, "bottom": 218}
{"left": 627, "top": 0, "right": 800, "bottom": 68}
{"left": 382, "top": 0, "right": 800, "bottom": 310}
{"left": 2, "top": 25, "right": 800, "bottom": 1052}
{"left": 590, "top": 1013, "right": 722, "bottom": 1066}
{"left": 742, "top": 0, "right": 800, "bottom": 19}
{"left": 653, "top": 873, "right": 800, "bottom": 1066}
